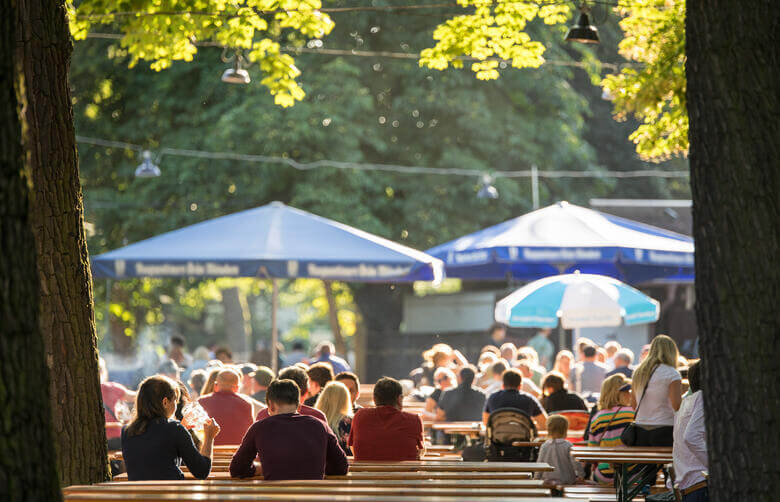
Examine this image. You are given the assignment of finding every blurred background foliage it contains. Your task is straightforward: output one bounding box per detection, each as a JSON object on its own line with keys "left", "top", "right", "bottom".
{"left": 71, "top": 1, "right": 689, "bottom": 357}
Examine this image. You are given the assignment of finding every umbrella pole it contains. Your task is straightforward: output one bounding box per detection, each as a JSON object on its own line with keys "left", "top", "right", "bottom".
{"left": 271, "top": 279, "right": 279, "bottom": 374}
{"left": 557, "top": 325, "right": 566, "bottom": 355}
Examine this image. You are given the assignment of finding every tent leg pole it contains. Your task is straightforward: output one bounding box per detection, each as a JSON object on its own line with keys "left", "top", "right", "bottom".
{"left": 271, "top": 279, "right": 279, "bottom": 374}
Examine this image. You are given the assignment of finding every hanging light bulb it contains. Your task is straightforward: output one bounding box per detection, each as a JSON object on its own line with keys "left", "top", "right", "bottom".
{"left": 134, "top": 150, "right": 161, "bottom": 178}
{"left": 565, "top": 6, "right": 599, "bottom": 44}
{"left": 477, "top": 174, "right": 499, "bottom": 200}
{"left": 221, "top": 51, "right": 250, "bottom": 84}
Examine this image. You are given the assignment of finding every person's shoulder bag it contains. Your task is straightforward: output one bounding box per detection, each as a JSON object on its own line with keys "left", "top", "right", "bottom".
{"left": 620, "top": 365, "right": 658, "bottom": 446}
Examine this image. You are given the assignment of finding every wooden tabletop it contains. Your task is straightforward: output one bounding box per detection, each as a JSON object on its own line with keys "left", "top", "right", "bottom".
{"left": 64, "top": 494, "right": 562, "bottom": 502}
{"left": 92, "top": 479, "right": 545, "bottom": 489}
{"left": 113, "top": 470, "right": 536, "bottom": 481}
{"left": 571, "top": 446, "right": 672, "bottom": 453}
{"left": 64, "top": 484, "right": 551, "bottom": 498}
{"left": 349, "top": 461, "right": 553, "bottom": 472}
{"left": 572, "top": 451, "right": 673, "bottom": 464}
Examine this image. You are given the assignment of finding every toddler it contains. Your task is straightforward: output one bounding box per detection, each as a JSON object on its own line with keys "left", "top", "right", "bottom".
{"left": 535, "top": 414, "right": 585, "bottom": 486}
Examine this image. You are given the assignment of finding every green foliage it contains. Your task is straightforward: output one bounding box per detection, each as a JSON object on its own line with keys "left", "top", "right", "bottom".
{"left": 70, "top": 1, "right": 687, "bottom": 350}
{"left": 419, "top": 0, "right": 570, "bottom": 79}
{"left": 70, "top": 0, "right": 334, "bottom": 106}
{"left": 600, "top": 0, "right": 687, "bottom": 161}
{"left": 419, "top": 0, "right": 687, "bottom": 161}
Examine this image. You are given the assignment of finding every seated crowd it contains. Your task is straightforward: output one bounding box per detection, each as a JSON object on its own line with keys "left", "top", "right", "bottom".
{"left": 101, "top": 329, "right": 707, "bottom": 501}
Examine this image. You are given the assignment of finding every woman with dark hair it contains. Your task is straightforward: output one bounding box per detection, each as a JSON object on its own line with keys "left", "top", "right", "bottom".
{"left": 540, "top": 371, "right": 588, "bottom": 413}
{"left": 122, "top": 375, "right": 220, "bottom": 480}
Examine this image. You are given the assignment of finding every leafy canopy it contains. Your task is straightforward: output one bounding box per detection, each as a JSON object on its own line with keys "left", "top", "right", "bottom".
{"left": 600, "top": 0, "right": 686, "bottom": 161}
{"left": 419, "top": 0, "right": 687, "bottom": 161}
{"left": 70, "top": 0, "right": 334, "bottom": 107}
{"left": 419, "top": 0, "right": 570, "bottom": 79}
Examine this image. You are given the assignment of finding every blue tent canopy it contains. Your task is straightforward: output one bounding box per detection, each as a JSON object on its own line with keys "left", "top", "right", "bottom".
{"left": 92, "top": 202, "right": 443, "bottom": 283}
{"left": 426, "top": 201, "right": 694, "bottom": 284}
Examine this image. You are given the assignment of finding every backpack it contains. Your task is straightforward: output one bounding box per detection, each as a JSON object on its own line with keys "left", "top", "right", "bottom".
{"left": 484, "top": 408, "right": 538, "bottom": 462}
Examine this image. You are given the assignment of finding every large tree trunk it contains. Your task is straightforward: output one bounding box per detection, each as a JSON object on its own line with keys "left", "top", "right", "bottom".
{"left": 323, "top": 281, "right": 347, "bottom": 356}
{"left": 222, "top": 286, "right": 252, "bottom": 358}
{"left": 352, "top": 284, "right": 408, "bottom": 382}
{"left": 686, "top": 1, "right": 779, "bottom": 500}
{"left": 15, "top": 0, "right": 110, "bottom": 485}
{"left": 0, "top": 1, "right": 62, "bottom": 498}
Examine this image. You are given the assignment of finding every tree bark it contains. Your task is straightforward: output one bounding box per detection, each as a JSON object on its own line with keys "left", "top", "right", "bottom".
{"left": 323, "top": 281, "right": 347, "bottom": 356}
{"left": 686, "top": 1, "right": 779, "bottom": 500}
{"left": 0, "top": 1, "right": 62, "bottom": 498}
{"left": 352, "top": 284, "right": 408, "bottom": 382}
{"left": 15, "top": 0, "right": 110, "bottom": 485}
{"left": 222, "top": 286, "right": 252, "bottom": 358}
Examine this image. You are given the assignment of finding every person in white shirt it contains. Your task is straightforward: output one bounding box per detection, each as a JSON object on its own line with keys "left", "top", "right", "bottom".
{"left": 573, "top": 346, "right": 608, "bottom": 396}
{"left": 631, "top": 335, "right": 682, "bottom": 446}
{"left": 673, "top": 361, "right": 708, "bottom": 501}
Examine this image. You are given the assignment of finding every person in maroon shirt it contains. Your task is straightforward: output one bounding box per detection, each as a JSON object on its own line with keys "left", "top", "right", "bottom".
{"left": 255, "top": 366, "right": 328, "bottom": 425}
{"left": 198, "top": 369, "right": 254, "bottom": 445}
{"left": 348, "top": 377, "right": 424, "bottom": 461}
{"left": 230, "top": 379, "right": 348, "bottom": 480}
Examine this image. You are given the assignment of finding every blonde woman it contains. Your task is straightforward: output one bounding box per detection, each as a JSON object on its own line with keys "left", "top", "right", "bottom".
{"left": 315, "top": 381, "right": 353, "bottom": 453}
{"left": 200, "top": 368, "right": 220, "bottom": 396}
{"left": 424, "top": 367, "right": 455, "bottom": 420}
{"left": 553, "top": 350, "right": 575, "bottom": 385}
{"left": 587, "top": 374, "right": 636, "bottom": 483}
{"left": 630, "top": 334, "right": 682, "bottom": 446}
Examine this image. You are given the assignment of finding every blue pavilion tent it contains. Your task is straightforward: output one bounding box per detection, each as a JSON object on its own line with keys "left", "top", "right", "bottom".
{"left": 92, "top": 201, "right": 443, "bottom": 283}
{"left": 426, "top": 201, "right": 694, "bottom": 284}
{"left": 92, "top": 202, "right": 444, "bottom": 370}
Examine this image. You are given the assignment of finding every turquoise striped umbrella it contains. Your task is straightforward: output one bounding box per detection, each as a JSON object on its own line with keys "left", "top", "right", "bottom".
{"left": 494, "top": 273, "right": 659, "bottom": 329}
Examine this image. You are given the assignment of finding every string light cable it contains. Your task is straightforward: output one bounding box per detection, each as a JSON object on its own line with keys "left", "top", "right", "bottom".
{"left": 83, "top": 33, "right": 628, "bottom": 71}
{"left": 75, "top": 135, "right": 688, "bottom": 179}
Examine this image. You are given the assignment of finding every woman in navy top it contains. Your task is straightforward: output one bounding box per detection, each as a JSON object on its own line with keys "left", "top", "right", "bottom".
{"left": 122, "top": 375, "right": 220, "bottom": 480}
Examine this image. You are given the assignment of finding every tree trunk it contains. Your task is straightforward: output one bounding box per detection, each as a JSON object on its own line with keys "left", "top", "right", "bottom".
{"left": 0, "top": 2, "right": 62, "bottom": 498}
{"left": 323, "top": 281, "right": 347, "bottom": 356}
{"left": 686, "top": 1, "right": 779, "bottom": 500}
{"left": 352, "top": 284, "right": 408, "bottom": 382}
{"left": 222, "top": 286, "right": 252, "bottom": 359}
{"left": 15, "top": 0, "right": 110, "bottom": 485}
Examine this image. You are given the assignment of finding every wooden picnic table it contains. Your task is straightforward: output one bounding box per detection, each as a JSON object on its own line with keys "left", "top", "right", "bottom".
{"left": 570, "top": 447, "right": 673, "bottom": 502}
{"left": 113, "top": 470, "right": 536, "bottom": 481}
{"left": 64, "top": 484, "right": 551, "bottom": 498}
{"left": 64, "top": 493, "right": 560, "bottom": 502}
{"left": 349, "top": 461, "right": 553, "bottom": 473}
{"left": 185, "top": 460, "right": 553, "bottom": 474}
{"left": 93, "top": 479, "right": 545, "bottom": 489}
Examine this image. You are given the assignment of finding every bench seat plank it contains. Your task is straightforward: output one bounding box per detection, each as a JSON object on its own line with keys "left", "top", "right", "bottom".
{"left": 64, "top": 485, "right": 551, "bottom": 497}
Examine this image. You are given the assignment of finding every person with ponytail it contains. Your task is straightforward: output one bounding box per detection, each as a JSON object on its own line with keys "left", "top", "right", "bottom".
{"left": 629, "top": 334, "right": 682, "bottom": 446}
{"left": 122, "top": 375, "right": 220, "bottom": 480}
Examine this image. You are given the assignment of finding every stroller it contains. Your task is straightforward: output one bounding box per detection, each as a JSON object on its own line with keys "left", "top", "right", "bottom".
{"left": 484, "top": 408, "right": 539, "bottom": 462}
